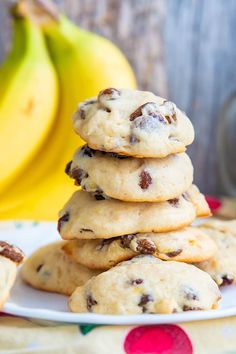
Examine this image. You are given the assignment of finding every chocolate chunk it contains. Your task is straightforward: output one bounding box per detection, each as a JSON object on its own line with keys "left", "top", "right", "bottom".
{"left": 36, "top": 264, "right": 43, "bottom": 272}
{"left": 130, "top": 278, "right": 144, "bottom": 285}
{"left": 65, "top": 161, "right": 72, "bottom": 176}
{"left": 183, "top": 286, "right": 199, "bottom": 301}
{"left": 138, "top": 294, "right": 154, "bottom": 313}
{"left": 183, "top": 305, "right": 202, "bottom": 311}
{"left": 120, "top": 235, "right": 135, "bottom": 248}
{"left": 86, "top": 294, "right": 98, "bottom": 312}
{"left": 165, "top": 249, "right": 182, "bottom": 258}
{"left": 81, "top": 145, "right": 95, "bottom": 158}
{"left": 136, "top": 239, "right": 156, "bottom": 254}
{"left": 57, "top": 212, "right": 70, "bottom": 232}
{"left": 221, "top": 274, "right": 234, "bottom": 286}
{"left": 0, "top": 241, "right": 24, "bottom": 264}
{"left": 70, "top": 168, "right": 88, "bottom": 186}
{"left": 96, "top": 237, "right": 117, "bottom": 251}
{"left": 139, "top": 170, "right": 152, "bottom": 190}
{"left": 168, "top": 198, "right": 179, "bottom": 207}
{"left": 98, "top": 88, "right": 120, "bottom": 101}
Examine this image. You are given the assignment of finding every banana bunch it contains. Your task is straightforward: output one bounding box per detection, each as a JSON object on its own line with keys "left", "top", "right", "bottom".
{"left": 0, "top": 0, "right": 136, "bottom": 220}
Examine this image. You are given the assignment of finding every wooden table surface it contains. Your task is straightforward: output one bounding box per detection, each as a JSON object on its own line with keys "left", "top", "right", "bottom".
{"left": 0, "top": 0, "right": 236, "bottom": 196}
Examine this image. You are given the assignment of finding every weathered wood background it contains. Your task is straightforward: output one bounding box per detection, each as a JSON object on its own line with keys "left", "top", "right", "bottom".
{"left": 0, "top": 0, "right": 236, "bottom": 196}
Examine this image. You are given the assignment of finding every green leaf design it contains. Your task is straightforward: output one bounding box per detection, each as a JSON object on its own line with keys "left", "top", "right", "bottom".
{"left": 80, "top": 324, "right": 101, "bottom": 335}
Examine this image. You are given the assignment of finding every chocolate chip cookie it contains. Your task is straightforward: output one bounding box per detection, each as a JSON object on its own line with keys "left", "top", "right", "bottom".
{"left": 66, "top": 145, "right": 193, "bottom": 202}
{"left": 72, "top": 88, "right": 194, "bottom": 158}
{"left": 196, "top": 219, "right": 236, "bottom": 286}
{"left": 0, "top": 241, "right": 24, "bottom": 309}
{"left": 69, "top": 256, "right": 221, "bottom": 314}
{"left": 58, "top": 185, "right": 210, "bottom": 240}
{"left": 21, "top": 242, "right": 100, "bottom": 296}
{"left": 63, "top": 227, "right": 217, "bottom": 270}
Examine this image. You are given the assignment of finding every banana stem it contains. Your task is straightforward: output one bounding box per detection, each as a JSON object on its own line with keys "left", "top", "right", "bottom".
{"left": 14, "top": 0, "right": 59, "bottom": 24}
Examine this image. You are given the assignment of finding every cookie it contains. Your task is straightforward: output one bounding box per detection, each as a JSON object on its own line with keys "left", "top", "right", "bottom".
{"left": 21, "top": 242, "right": 100, "bottom": 296}
{"left": 69, "top": 256, "right": 221, "bottom": 314}
{"left": 196, "top": 219, "right": 236, "bottom": 286}
{"left": 0, "top": 241, "right": 24, "bottom": 309}
{"left": 58, "top": 185, "right": 210, "bottom": 240}
{"left": 72, "top": 88, "right": 194, "bottom": 158}
{"left": 63, "top": 227, "right": 217, "bottom": 270}
{"left": 66, "top": 145, "right": 193, "bottom": 202}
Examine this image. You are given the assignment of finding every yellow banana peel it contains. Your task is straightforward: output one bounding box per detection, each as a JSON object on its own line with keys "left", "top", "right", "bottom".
{"left": 0, "top": 16, "right": 58, "bottom": 195}
{"left": 0, "top": 1, "right": 136, "bottom": 220}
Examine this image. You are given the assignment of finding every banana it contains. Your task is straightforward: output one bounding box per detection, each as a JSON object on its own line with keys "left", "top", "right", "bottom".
{"left": 0, "top": 13, "right": 58, "bottom": 195}
{"left": 0, "top": 2, "right": 136, "bottom": 220}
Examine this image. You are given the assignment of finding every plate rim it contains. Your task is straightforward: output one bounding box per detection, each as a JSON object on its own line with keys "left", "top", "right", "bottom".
{"left": 2, "top": 220, "right": 236, "bottom": 325}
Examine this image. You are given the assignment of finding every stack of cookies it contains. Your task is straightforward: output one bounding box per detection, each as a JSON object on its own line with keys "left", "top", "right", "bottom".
{"left": 22, "top": 88, "right": 222, "bottom": 314}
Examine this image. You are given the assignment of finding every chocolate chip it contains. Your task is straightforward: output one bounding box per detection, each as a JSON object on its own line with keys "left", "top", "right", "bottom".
{"left": 183, "top": 305, "right": 202, "bottom": 311}
{"left": 130, "top": 278, "right": 144, "bottom": 285}
{"left": 136, "top": 239, "right": 156, "bottom": 254}
{"left": 120, "top": 235, "right": 135, "bottom": 248}
{"left": 79, "top": 108, "right": 86, "bottom": 120}
{"left": 94, "top": 194, "right": 106, "bottom": 200}
{"left": 84, "top": 99, "right": 97, "bottom": 105}
{"left": 165, "top": 249, "right": 182, "bottom": 258}
{"left": 138, "top": 294, "right": 154, "bottom": 313}
{"left": 98, "top": 88, "right": 120, "bottom": 101}
{"left": 0, "top": 241, "right": 24, "bottom": 263}
{"left": 182, "top": 192, "right": 190, "bottom": 202}
{"left": 168, "top": 198, "right": 179, "bottom": 207}
{"left": 129, "top": 134, "right": 138, "bottom": 145}
{"left": 86, "top": 294, "right": 98, "bottom": 312}
{"left": 94, "top": 188, "right": 107, "bottom": 200}
{"left": 133, "top": 115, "right": 166, "bottom": 131}
{"left": 130, "top": 105, "right": 144, "bottom": 121}
{"left": 80, "top": 228, "right": 94, "bottom": 233}
{"left": 139, "top": 170, "right": 152, "bottom": 190}
{"left": 130, "top": 102, "right": 157, "bottom": 121}
{"left": 65, "top": 161, "right": 72, "bottom": 176}
{"left": 79, "top": 99, "right": 96, "bottom": 120}
{"left": 81, "top": 145, "right": 95, "bottom": 158}
{"left": 130, "top": 102, "right": 166, "bottom": 126}
{"left": 221, "top": 274, "right": 234, "bottom": 286}
{"left": 96, "top": 237, "right": 117, "bottom": 251}
{"left": 70, "top": 168, "right": 88, "bottom": 186}
{"left": 183, "top": 286, "right": 199, "bottom": 301}
{"left": 161, "top": 101, "right": 177, "bottom": 124}
{"left": 57, "top": 212, "right": 70, "bottom": 232}
{"left": 109, "top": 152, "right": 129, "bottom": 159}
{"left": 100, "top": 107, "right": 111, "bottom": 113}
{"left": 36, "top": 264, "right": 43, "bottom": 272}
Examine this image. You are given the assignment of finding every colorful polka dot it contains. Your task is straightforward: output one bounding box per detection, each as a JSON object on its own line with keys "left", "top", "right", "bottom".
{"left": 124, "top": 325, "right": 193, "bottom": 354}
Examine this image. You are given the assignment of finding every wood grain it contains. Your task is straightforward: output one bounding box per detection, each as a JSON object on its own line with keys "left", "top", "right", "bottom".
{"left": 0, "top": 0, "right": 235, "bottom": 195}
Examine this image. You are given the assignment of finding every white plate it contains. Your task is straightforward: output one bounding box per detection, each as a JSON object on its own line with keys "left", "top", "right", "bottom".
{"left": 2, "top": 221, "right": 236, "bottom": 325}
